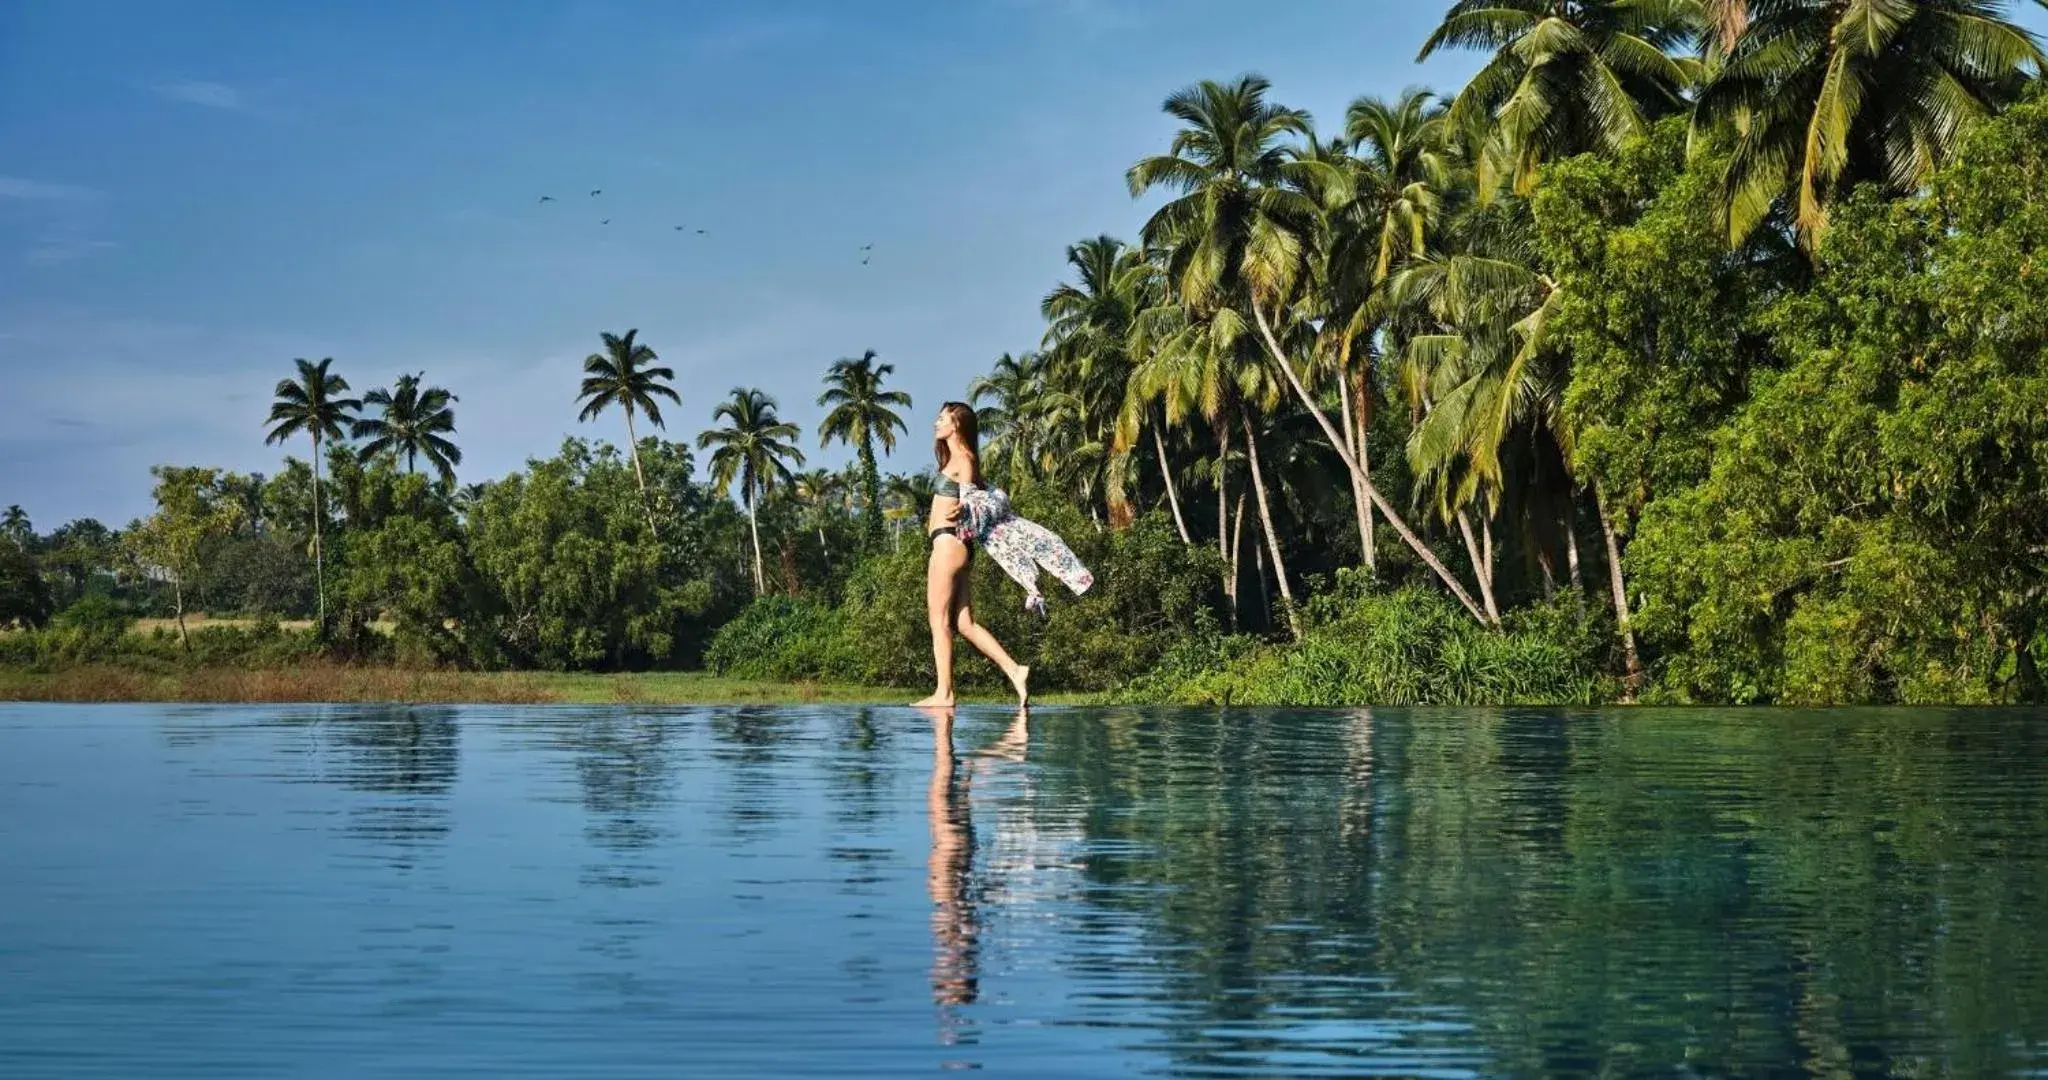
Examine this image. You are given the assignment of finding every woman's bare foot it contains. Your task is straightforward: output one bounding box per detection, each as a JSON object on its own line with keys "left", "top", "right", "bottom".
{"left": 1008, "top": 665, "right": 1031, "bottom": 706}
{"left": 912, "top": 693, "right": 956, "bottom": 708}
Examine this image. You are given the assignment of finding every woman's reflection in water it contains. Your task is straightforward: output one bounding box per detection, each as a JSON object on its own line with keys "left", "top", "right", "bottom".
{"left": 923, "top": 706, "right": 1029, "bottom": 1049}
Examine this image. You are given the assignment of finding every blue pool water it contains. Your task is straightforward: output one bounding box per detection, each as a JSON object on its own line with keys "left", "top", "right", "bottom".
{"left": 3, "top": 704, "right": 2046, "bottom": 1077}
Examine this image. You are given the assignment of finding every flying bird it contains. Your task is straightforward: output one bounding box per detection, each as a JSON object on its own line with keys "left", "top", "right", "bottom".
{"left": 539, "top": 195, "right": 556, "bottom": 203}
{"left": 600, "top": 218, "right": 610, "bottom": 225}
{"left": 674, "top": 225, "right": 685, "bottom": 231}
{"left": 861, "top": 256, "right": 870, "bottom": 266}
{"left": 695, "top": 228, "right": 708, "bottom": 235}
{"left": 860, "top": 243, "right": 873, "bottom": 251}
{"left": 590, "top": 189, "right": 602, "bottom": 197}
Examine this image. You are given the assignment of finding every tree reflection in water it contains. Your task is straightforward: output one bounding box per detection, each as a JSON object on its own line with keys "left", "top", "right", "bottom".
{"left": 329, "top": 706, "right": 460, "bottom": 870}
{"left": 710, "top": 706, "right": 800, "bottom": 843}
{"left": 1010, "top": 707, "right": 2048, "bottom": 1077}
{"left": 567, "top": 710, "right": 679, "bottom": 889}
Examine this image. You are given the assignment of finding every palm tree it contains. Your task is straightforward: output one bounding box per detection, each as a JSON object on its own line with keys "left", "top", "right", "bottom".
{"left": 264, "top": 357, "right": 360, "bottom": 632}
{"left": 1696, "top": 0, "right": 2046, "bottom": 243}
{"left": 354, "top": 372, "right": 462, "bottom": 485}
{"left": 1389, "top": 195, "right": 1564, "bottom": 626}
{"left": 1126, "top": 298, "right": 1243, "bottom": 602}
{"left": 792, "top": 468, "right": 844, "bottom": 571}
{"left": 970, "top": 352, "right": 1057, "bottom": 489}
{"left": 1292, "top": 89, "right": 1460, "bottom": 569}
{"left": 1043, "top": 236, "right": 1194, "bottom": 539}
{"left": 1418, "top": 0, "right": 1705, "bottom": 195}
{"left": 1130, "top": 74, "right": 1490, "bottom": 625}
{"left": 882, "top": 472, "right": 938, "bottom": 553}
{"left": 0, "top": 505, "right": 29, "bottom": 552}
{"left": 1344, "top": 89, "right": 1461, "bottom": 287}
{"left": 817, "top": 350, "right": 912, "bottom": 552}
{"left": 699, "top": 388, "right": 806, "bottom": 594}
{"left": 576, "top": 329, "right": 680, "bottom": 538}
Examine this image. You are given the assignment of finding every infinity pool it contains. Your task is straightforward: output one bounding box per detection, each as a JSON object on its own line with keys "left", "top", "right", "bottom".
{"left": 3, "top": 704, "right": 2046, "bottom": 1077}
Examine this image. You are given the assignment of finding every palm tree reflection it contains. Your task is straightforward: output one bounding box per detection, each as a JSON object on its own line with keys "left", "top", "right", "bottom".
{"left": 333, "top": 706, "right": 460, "bottom": 868}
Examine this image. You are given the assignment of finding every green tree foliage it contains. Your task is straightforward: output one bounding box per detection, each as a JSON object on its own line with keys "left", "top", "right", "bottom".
{"left": 39, "top": 518, "right": 116, "bottom": 599}
{"left": 330, "top": 458, "right": 475, "bottom": 663}
{"left": 264, "top": 357, "right": 358, "bottom": 631}
{"left": 0, "top": 542, "right": 52, "bottom": 629}
{"left": 123, "top": 466, "right": 249, "bottom": 646}
{"left": 467, "top": 439, "right": 722, "bottom": 670}
{"left": 0, "top": 505, "right": 32, "bottom": 552}
{"left": 699, "top": 388, "right": 806, "bottom": 596}
{"left": 1419, "top": 0, "right": 1704, "bottom": 194}
{"left": 816, "top": 351, "right": 911, "bottom": 552}
{"left": 355, "top": 372, "right": 462, "bottom": 485}
{"left": 1697, "top": 0, "right": 2047, "bottom": 243}
{"left": 576, "top": 329, "right": 680, "bottom": 538}
{"left": 1629, "top": 93, "right": 2048, "bottom": 703}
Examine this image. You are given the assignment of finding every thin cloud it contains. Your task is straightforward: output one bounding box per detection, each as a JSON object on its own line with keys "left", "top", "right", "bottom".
{"left": 152, "top": 79, "right": 248, "bottom": 111}
{"left": 0, "top": 176, "right": 95, "bottom": 201}
{"left": 689, "top": 15, "right": 828, "bottom": 59}
{"left": 26, "top": 238, "right": 119, "bottom": 265}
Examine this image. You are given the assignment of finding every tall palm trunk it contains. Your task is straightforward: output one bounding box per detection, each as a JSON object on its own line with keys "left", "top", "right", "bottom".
{"left": 1456, "top": 509, "right": 1501, "bottom": 624}
{"left": 745, "top": 482, "right": 766, "bottom": 595}
{"left": 1253, "top": 532, "right": 1272, "bottom": 629}
{"left": 1357, "top": 375, "right": 1376, "bottom": 568}
{"left": 1229, "top": 489, "right": 1248, "bottom": 630}
{"left": 1338, "top": 333, "right": 1376, "bottom": 572}
{"left": 1215, "top": 420, "right": 1236, "bottom": 622}
{"left": 1595, "top": 484, "right": 1643, "bottom": 693}
{"left": 1152, "top": 419, "right": 1192, "bottom": 545}
{"left": 623, "top": 407, "right": 660, "bottom": 541}
{"left": 1241, "top": 414, "right": 1300, "bottom": 638}
{"left": 311, "top": 430, "right": 326, "bottom": 634}
{"left": 1482, "top": 514, "right": 1497, "bottom": 607}
{"left": 1565, "top": 510, "right": 1586, "bottom": 618}
{"left": 1252, "top": 303, "right": 1489, "bottom": 624}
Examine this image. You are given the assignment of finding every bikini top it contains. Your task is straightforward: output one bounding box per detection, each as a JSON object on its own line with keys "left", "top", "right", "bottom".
{"left": 936, "top": 476, "right": 963, "bottom": 499}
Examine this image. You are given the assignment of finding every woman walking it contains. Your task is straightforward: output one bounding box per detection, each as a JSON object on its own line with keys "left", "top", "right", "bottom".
{"left": 915, "top": 403, "right": 1032, "bottom": 708}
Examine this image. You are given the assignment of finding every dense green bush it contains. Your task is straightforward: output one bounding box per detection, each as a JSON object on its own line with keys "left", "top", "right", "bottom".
{"left": 700, "top": 596, "right": 860, "bottom": 682}
{"left": 705, "top": 505, "right": 1229, "bottom": 692}
{"left": 0, "top": 614, "right": 325, "bottom": 674}
{"left": 1114, "top": 571, "right": 1613, "bottom": 706}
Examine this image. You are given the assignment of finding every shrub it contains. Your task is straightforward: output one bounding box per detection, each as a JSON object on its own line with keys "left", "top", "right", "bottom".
{"left": 702, "top": 506, "right": 1230, "bottom": 692}
{"left": 1114, "top": 571, "right": 1614, "bottom": 706}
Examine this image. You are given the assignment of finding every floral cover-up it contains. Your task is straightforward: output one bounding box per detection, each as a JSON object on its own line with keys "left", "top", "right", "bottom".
{"left": 957, "top": 485, "right": 1094, "bottom": 615}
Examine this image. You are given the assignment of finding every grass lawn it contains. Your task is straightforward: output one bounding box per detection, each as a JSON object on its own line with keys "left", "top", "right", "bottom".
{"left": 0, "top": 665, "right": 1087, "bottom": 706}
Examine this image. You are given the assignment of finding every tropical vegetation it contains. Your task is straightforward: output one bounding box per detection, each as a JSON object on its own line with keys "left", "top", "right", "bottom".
{"left": 5, "top": 2, "right": 2046, "bottom": 705}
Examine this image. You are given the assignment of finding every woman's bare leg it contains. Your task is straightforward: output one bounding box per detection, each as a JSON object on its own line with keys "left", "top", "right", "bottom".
{"left": 914, "top": 538, "right": 968, "bottom": 707}
{"left": 952, "top": 567, "right": 1030, "bottom": 706}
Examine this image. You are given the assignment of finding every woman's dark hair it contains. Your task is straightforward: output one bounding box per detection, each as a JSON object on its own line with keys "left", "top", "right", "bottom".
{"left": 935, "top": 401, "right": 979, "bottom": 480}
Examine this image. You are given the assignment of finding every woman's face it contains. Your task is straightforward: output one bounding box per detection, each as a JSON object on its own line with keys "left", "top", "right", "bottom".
{"left": 934, "top": 410, "right": 956, "bottom": 440}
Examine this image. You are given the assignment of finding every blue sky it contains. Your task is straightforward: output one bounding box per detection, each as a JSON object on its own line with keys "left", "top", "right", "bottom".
{"left": 2, "top": 1, "right": 2041, "bottom": 529}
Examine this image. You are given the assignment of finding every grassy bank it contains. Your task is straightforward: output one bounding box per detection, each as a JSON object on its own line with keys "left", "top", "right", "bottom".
{"left": 0, "top": 665, "right": 1070, "bottom": 706}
